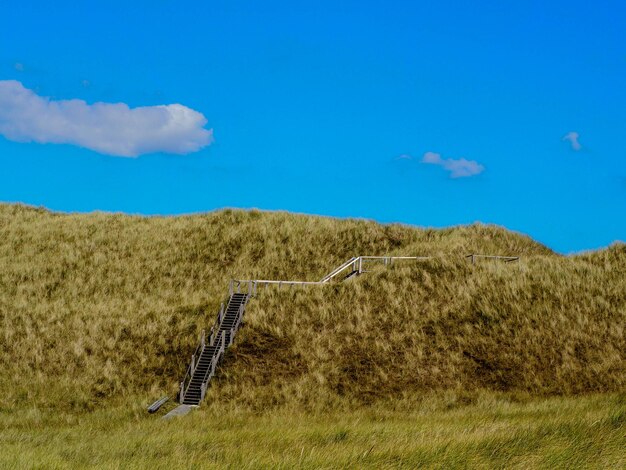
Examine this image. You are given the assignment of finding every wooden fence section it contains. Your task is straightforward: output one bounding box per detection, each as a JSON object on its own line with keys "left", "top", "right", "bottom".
{"left": 231, "top": 256, "right": 430, "bottom": 295}
{"left": 465, "top": 254, "right": 519, "bottom": 264}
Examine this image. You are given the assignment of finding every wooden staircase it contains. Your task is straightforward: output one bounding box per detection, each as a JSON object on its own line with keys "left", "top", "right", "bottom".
{"left": 179, "top": 293, "right": 248, "bottom": 406}
{"left": 176, "top": 256, "right": 430, "bottom": 408}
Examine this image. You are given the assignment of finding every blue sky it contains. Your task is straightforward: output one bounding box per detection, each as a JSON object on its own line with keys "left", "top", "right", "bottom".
{"left": 1, "top": 0, "right": 625, "bottom": 253}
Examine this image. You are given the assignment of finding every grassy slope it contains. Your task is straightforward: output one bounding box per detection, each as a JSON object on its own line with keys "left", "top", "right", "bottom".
{"left": 0, "top": 203, "right": 624, "bottom": 467}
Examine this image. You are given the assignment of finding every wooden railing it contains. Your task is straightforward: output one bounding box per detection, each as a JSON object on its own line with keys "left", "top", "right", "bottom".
{"left": 178, "top": 329, "right": 206, "bottom": 403}
{"left": 341, "top": 256, "right": 432, "bottom": 279}
{"left": 177, "top": 252, "right": 519, "bottom": 406}
{"left": 230, "top": 256, "right": 431, "bottom": 295}
{"left": 179, "top": 294, "right": 249, "bottom": 404}
{"left": 466, "top": 254, "right": 519, "bottom": 264}
{"left": 199, "top": 331, "right": 226, "bottom": 402}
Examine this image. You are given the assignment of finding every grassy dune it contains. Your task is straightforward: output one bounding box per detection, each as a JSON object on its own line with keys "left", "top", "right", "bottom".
{"left": 221, "top": 251, "right": 625, "bottom": 410}
{"left": 0, "top": 203, "right": 624, "bottom": 467}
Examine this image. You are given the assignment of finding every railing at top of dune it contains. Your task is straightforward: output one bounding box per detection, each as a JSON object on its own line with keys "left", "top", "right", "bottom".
{"left": 229, "top": 256, "right": 432, "bottom": 295}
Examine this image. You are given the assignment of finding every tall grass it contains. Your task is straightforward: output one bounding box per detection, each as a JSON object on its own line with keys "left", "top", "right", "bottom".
{"left": 1, "top": 204, "right": 623, "bottom": 412}
{"left": 1, "top": 394, "right": 624, "bottom": 468}
{"left": 1, "top": 203, "right": 624, "bottom": 467}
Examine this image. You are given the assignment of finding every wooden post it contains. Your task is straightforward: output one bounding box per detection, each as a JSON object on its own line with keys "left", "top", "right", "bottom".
{"left": 191, "top": 354, "right": 195, "bottom": 374}
{"left": 180, "top": 381, "right": 185, "bottom": 403}
{"left": 229, "top": 280, "right": 233, "bottom": 297}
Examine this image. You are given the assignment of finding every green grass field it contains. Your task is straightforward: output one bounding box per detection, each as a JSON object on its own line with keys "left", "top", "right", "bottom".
{"left": 0, "top": 203, "right": 624, "bottom": 468}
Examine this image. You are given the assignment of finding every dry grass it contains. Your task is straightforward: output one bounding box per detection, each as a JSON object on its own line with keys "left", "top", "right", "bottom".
{"left": 1, "top": 393, "right": 624, "bottom": 469}
{"left": 0, "top": 203, "right": 624, "bottom": 410}
{"left": 218, "top": 252, "right": 625, "bottom": 410}
{"left": 0, "top": 202, "right": 624, "bottom": 467}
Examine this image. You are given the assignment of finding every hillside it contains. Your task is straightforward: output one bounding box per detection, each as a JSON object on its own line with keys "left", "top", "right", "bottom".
{"left": 0, "top": 203, "right": 624, "bottom": 413}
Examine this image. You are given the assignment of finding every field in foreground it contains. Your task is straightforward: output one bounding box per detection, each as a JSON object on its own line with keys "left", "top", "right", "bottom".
{"left": 1, "top": 394, "right": 624, "bottom": 469}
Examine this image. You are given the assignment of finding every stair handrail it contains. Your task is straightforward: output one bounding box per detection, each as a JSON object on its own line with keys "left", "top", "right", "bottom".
{"left": 198, "top": 330, "right": 227, "bottom": 400}
{"left": 228, "top": 302, "right": 246, "bottom": 346}
{"left": 179, "top": 329, "right": 207, "bottom": 403}
{"left": 232, "top": 256, "right": 431, "bottom": 291}
{"left": 192, "top": 293, "right": 248, "bottom": 403}
{"left": 182, "top": 293, "right": 249, "bottom": 402}
{"left": 319, "top": 257, "right": 358, "bottom": 283}
{"left": 208, "top": 302, "right": 225, "bottom": 346}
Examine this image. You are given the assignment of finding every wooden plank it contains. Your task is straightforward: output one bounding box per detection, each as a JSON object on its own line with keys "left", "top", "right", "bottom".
{"left": 162, "top": 404, "right": 196, "bottom": 420}
{"left": 147, "top": 396, "right": 169, "bottom": 413}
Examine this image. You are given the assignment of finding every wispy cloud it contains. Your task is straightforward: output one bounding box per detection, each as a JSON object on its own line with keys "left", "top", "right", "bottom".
{"left": 0, "top": 80, "right": 213, "bottom": 157}
{"left": 421, "top": 151, "right": 484, "bottom": 178}
{"left": 14, "top": 63, "right": 24, "bottom": 72}
{"left": 562, "top": 131, "right": 581, "bottom": 151}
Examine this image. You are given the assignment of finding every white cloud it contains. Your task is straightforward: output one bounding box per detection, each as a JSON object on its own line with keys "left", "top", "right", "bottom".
{"left": 421, "top": 151, "right": 484, "bottom": 178}
{"left": 0, "top": 80, "right": 213, "bottom": 157}
{"left": 562, "top": 131, "right": 581, "bottom": 151}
